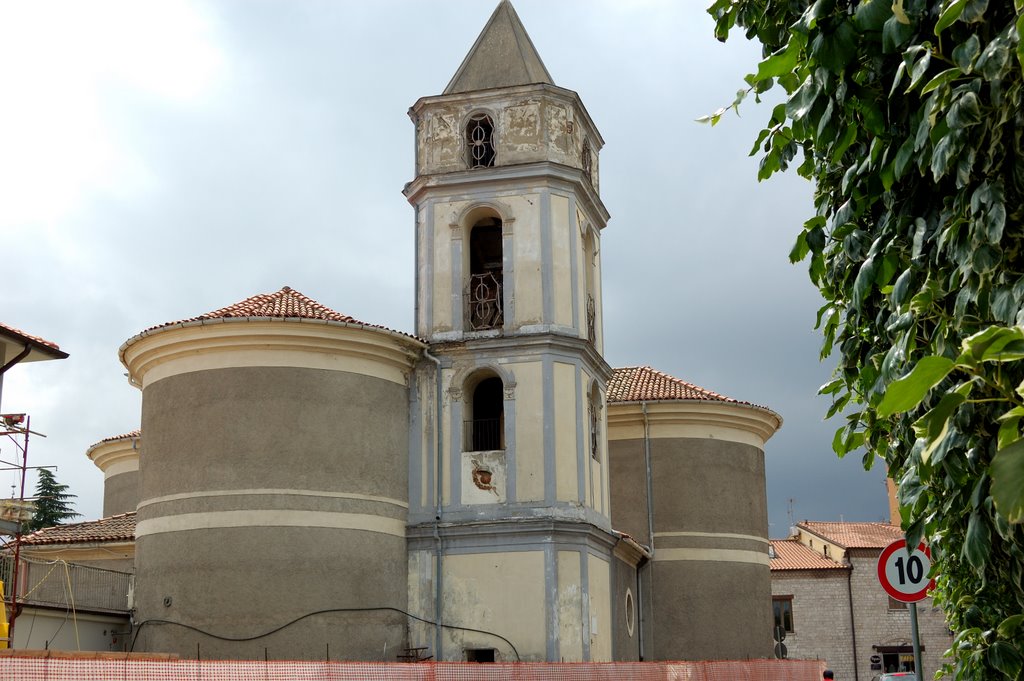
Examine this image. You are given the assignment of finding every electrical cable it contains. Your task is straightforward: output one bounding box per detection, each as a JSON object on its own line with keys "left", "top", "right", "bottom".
{"left": 129, "top": 606, "right": 521, "bottom": 661}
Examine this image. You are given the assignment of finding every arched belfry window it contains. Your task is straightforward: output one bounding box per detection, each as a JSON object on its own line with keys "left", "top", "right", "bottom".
{"left": 466, "top": 113, "right": 495, "bottom": 169}
{"left": 467, "top": 217, "right": 503, "bottom": 331}
{"left": 589, "top": 384, "right": 601, "bottom": 461}
{"left": 581, "top": 141, "right": 593, "bottom": 179}
{"left": 466, "top": 375, "right": 504, "bottom": 451}
{"left": 583, "top": 228, "right": 597, "bottom": 342}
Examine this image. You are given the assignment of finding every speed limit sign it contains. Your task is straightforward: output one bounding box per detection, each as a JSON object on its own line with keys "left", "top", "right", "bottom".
{"left": 877, "top": 539, "right": 935, "bottom": 602}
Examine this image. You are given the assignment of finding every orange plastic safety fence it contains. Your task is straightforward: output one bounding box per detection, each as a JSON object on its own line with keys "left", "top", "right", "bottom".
{"left": 0, "top": 658, "right": 825, "bottom": 681}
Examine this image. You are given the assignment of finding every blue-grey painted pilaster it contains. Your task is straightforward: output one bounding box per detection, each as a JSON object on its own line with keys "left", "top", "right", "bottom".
{"left": 423, "top": 201, "right": 435, "bottom": 338}
{"left": 580, "top": 548, "right": 592, "bottom": 661}
{"left": 449, "top": 394, "right": 464, "bottom": 508}
{"left": 568, "top": 194, "right": 580, "bottom": 336}
{"left": 450, "top": 222, "right": 463, "bottom": 334}
{"left": 502, "top": 217, "right": 515, "bottom": 332}
{"left": 409, "top": 370, "right": 423, "bottom": 512}
{"left": 542, "top": 355, "right": 556, "bottom": 505}
{"left": 540, "top": 189, "right": 553, "bottom": 325}
{"left": 504, "top": 387, "right": 517, "bottom": 502}
{"left": 574, "top": 362, "right": 586, "bottom": 506}
{"left": 545, "top": 543, "right": 558, "bottom": 661}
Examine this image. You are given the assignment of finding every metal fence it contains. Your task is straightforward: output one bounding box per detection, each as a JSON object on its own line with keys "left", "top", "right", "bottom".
{"left": 1, "top": 556, "right": 131, "bottom": 614}
{"left": 0, "top": 656, "right": 827, "bottom": 681}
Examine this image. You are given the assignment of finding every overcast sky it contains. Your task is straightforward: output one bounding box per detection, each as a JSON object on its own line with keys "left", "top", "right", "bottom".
{"left": 0, "top": 0, "right": 888, "bottom": 536}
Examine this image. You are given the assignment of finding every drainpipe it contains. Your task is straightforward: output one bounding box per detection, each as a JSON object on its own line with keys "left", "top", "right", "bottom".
{"left": 641, "top": 402, "right": 655, "bottom": 656}
{"left": 636, "top": 556, "right": 647, "bottom": 660}
{"left": 847, "top": 559, "right": 859, "bottom": 680}
{"left": 423, "top": 349, "right": 444, "bottom": 661}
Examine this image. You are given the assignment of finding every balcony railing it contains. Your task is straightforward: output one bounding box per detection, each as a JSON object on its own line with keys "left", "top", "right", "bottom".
{"left": 464, "top": 418, "right": 502, "bottom": 452}
{"left": 467, "top": 273, "right": 503, "bottom": 331}
{"left": 1, "top": 555, "right": 131, "bottom": 614}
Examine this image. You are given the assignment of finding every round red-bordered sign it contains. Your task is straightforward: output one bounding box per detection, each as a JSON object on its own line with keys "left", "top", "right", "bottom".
{"left": 877, "top": 539, "right": 935, "bottom": 602}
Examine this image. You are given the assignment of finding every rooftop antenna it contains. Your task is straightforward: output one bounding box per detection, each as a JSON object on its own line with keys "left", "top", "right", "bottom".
{"left": 787, "top": 498, "right": 795, "bottom": 527}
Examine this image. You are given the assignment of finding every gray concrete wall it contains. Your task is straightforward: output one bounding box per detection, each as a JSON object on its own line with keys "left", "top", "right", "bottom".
{"left": 133, "top": 366, "right": 411, "bottom": 660}
{"left": 610, "top": 436, "right": 772, "bottom": 661}
{"left": 104, "top": 470, "right": 139, "bottom": 516}
{"left": 608, "top": 438, "right": 650, "bottom": 546}
{"left": 611, "top": 555, "right": 639, "bottom": 661}
{"left": 653, "top": 559, "right": 771, "bottom": 660}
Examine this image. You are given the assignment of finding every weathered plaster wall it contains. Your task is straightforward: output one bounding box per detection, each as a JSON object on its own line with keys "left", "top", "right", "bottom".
{"left": 607, "top": 428, "right": 774, "bottom": 661}
{"left": 413, "top": 87, "right": 599, "bottom": 180}
{"left": 103, "top": 470, "right": 139, "bottom": 517}
{"left": 133, "top": 365, "right": 411, "bottom": 660}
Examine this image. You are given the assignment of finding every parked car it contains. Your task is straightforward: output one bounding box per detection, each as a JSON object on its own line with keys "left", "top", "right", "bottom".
{"left": 876, "top": 673, "right": 917, "bottom": 681}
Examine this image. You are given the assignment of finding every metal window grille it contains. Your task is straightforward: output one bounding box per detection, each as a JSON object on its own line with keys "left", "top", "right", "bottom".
{"left": 466, "top": 114, "right": 495, "bottom": 168}
{"left": 467, "top": 272, "right": 503, "bottom": 330}
{"left": 464, "top": 418, "right": 502, "bottom": 452}
{"left": 586, "top": 294, "right": 596, "bottom": 342}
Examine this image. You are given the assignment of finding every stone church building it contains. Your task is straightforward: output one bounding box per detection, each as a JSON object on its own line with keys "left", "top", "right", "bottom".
{"left": 18, "top": 1, "right": 783, "bottom": 663}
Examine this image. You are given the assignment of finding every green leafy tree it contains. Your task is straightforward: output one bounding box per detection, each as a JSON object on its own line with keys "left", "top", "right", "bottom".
{"left": 27, "top": 468, "right": 80, "bottom": 532}
{"left": 706, "top": 0, "right": 1024, "bottom": 677}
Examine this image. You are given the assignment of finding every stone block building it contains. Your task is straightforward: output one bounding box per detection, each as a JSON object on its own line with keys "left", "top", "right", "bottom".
{"left": 771, "top": 522, "right": 952, "bottom": 680}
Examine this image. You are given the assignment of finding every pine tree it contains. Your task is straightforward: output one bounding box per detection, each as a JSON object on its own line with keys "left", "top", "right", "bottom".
{"left": 27, "top": 468, "right": 80, "bottom": 532}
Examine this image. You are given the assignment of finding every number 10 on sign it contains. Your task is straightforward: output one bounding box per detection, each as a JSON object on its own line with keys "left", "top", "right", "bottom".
{"left": 877, "top": 539, "right": 935, "bottom": 603}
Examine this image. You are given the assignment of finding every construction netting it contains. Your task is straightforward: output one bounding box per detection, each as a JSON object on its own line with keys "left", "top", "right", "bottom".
{"left": 0, "top": 656, "right": 825, "bottom": 681}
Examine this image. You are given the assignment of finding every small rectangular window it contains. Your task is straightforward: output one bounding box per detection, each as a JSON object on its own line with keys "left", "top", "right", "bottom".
{"left": 465, "top": 648, "right": 496, "bottom": 663}
{"left": 773, "top": 595, "right": 794, "bottom": 633}
{"left": 888, "top": 596, "right": 908, "bottom": 610}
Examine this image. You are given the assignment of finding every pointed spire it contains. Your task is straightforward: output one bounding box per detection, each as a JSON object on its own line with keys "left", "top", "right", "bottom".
{"left": 444, "top": 0, "right": 554, "bottom": 95}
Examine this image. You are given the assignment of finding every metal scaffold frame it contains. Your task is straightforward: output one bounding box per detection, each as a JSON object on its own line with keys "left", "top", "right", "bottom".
{"left": 0, "top": 413, "right": 40, "bottom": 646}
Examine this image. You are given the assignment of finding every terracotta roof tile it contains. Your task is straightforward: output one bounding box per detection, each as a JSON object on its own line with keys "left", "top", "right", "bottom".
{"left": 607, "top": 366, "right": 749, "bottom": 404}
{"left": 770, "top": 539, "right": 848, "bottom": 571}
{"left": 136, "top": 286, "right": 418, "bottom": 340}
{"left": 20, "top": 512, "right": 136, "bottom": 546}
{"left": 93, "top": 430, "right": 141, "bottom": 447}
{"left": 799, "top": 521, "right": 903, "bottom": 549}
{"left": 0, "top": 322, "right": 68, "bottom": 359}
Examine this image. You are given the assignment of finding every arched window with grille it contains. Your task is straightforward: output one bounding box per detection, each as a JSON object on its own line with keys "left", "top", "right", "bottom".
{"left": 466, "top": 113, "right": 495, "bottom": 169}
{"left": 589, "top": 383, "right": 601, "bottom": 461}
{"left": 467, "top": 217, "right": 503, "bottom": 331}
{"left": 465, "top": 374, "right": 504, "bottom": 452}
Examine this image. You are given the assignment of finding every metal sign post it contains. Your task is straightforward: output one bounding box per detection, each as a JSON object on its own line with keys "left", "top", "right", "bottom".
{"left": 877, "top": 539, "right": 935, "bottom": 679}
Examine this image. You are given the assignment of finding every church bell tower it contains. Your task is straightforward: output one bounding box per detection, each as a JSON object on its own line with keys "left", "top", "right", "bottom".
{"left": 404, "top": 1, "right": 615, "bottom": 662}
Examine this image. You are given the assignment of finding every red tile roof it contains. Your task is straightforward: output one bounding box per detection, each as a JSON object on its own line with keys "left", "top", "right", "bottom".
{"left": 20, "top": 513, "right": 136, "bottom": 546}
{"left": 0, "top": 322, "right": 68, "bottom": 360}
{"left": 770, "top": 539, "right": 848, "bottom": 571}
{"left": 798, "top": 521, "right": 903, "bottom": 549}
{"left": 92, "top": 430, "right": 141, "bottom": 446}
{"left": 133, "top": 286, "right": 419, "bottom": 341}
{"left": 607, "top": 366, "right": 750, "bottom": 404}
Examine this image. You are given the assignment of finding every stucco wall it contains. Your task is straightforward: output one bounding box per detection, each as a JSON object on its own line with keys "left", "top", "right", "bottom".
{"left": 610, "top": 435, "right": 772, "bottom": 660}
{"left": 611, "top": 555, "right": 640, "bottom": 661}
{"left": 133, "top": 366, "right": 410, "bottom": 660}
{"left": 103, "top": 470, "right": 139, "bottom": 516}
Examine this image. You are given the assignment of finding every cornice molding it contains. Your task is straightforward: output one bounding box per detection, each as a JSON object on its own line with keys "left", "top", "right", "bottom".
{"left": 120, "top": 319, "right": 425, "bottom": 390}
{"left": 403, "top": 161, "right": 610, "bottom": 227}
{"left": 606, "top": 400, "right": 782, "bottom": 449}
